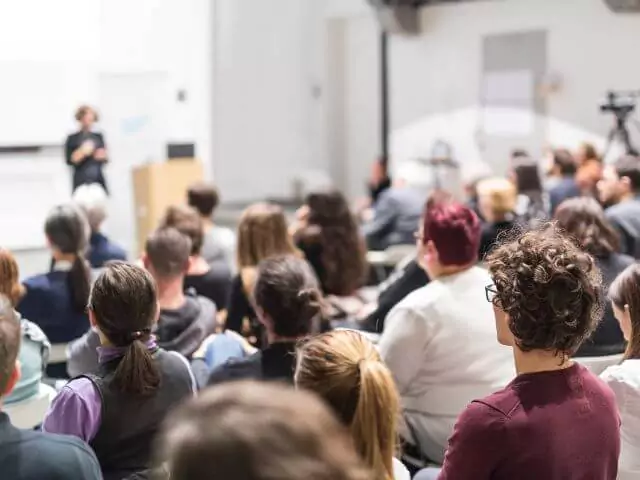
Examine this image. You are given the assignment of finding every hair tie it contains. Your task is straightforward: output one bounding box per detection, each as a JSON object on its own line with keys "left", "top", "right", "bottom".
{"left": 129, "top": 328, "right": 151, "bottom": 341}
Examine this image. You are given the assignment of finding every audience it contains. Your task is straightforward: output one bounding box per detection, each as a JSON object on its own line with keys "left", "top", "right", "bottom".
{"left": 0, "top": 249, "right": 50, "bottom": 405}
{"left": 160, "top": 205, "right": 231, "bottom": 308}
{"left": 292, "top": 190, "right": 368, "bottom": 319}
{"left": 67, "top": 228, "right": 218, "bottom": 377}
{"left": 555, "top": 197, "right": 634, "bottom": 357}
{"left": 208, "top": 255, "right": 321, "bottom": 385}
{"left": 510, "top": 154, "right": 548, "bottom": 227}
{"left": 602, "top": 264, "right": 640, "bottom": 477}
{"left": 43, "top": 262, "right": 195, "bottom": 480}
{"left": 73, "top": 183, "right": 127, "bottom": 268}
{"left": 0, "top": 297, "right": 102, "bottom": 480}
{"left": 547, "top": 148, "right": 581, "bottom": 214}
{"left": 17, "top": 204, "right": 91, "bottom": 378}
{"left": 421, "top": 226, "right": 619, "bottom": 480}
{"left": 575, "top": 142, "right": 604, "bottom": 195}
{"left": 476, "top": 177, "right": 519, "bottom": 259}
{"left": 598, "top": 155, "right": 640, "bottom": 258}
{"left": 187, "top": 182, "right": 236, "bottom": 273}
{"left": 225, "top": 203, "right": 299, "bottom": 339}
{"left": 156, "top": 381, "right": 370, "bottom": 480}
{"left": 379, "top": 202, "right": 514, "bottom": 464}
{"left": 363, "top": 161, "right": 429, "bottom": 251}
{"left": 296, "top": 330, "right": 410, "bottom": 480}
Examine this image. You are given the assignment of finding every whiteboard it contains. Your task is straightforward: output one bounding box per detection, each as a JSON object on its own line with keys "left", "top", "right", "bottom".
{"left": 0, "top": 62, "right": 95, "bottom": 146}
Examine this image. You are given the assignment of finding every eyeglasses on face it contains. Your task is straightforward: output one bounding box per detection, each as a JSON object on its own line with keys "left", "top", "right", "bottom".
{"left": 485, "top": 284, "right": 499, "bottom": 305}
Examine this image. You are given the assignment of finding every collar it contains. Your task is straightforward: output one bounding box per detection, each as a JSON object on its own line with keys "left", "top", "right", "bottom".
{"left": 52, "top": 260, "right": 73, "bottom": 272}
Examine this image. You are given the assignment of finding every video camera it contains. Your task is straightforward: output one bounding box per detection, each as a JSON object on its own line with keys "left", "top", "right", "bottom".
{"left": 600, "top": 91, "right": 638, "bottom": 118}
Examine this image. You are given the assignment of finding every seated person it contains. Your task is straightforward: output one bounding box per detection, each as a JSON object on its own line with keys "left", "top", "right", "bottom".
{"left": 296, "top": 330, "right": 410, "bottom": 480}
{"left": 161, "top": 205, "right": 231, "bottom": 309}
{"left": 598, "top": 155, "right": 640, "bottom": 258}
{"left": 67, "top": 228, "right": 218, "bottom": 376}
{"left": 555, "top": 197, "right": 634, "bottom": 356}
{"left": 379, "top": 202, "right": 515, "bottom": 464}
{"left": 0, "top": 298, "right": 102, "bottom": 480}
{"left": 225, "top": 203, "right": 299, "bottom": 340}
{"left": 292, "top": 190, "right": 368, "bottom": 316}
{"left": 0, "top": 249, "right": 50, "bottom": 405}
{"left": 425, "top": 225, "right": 619, "bottom": 480}
{"left": 208, "top": 255, "right": 321, "bottom": 385}
{"left": 602, "top": 263, "right": 640, "bottom": 476}
{"left": 547, "top": 148, "right": 581, "bottom": 214}
{"left": 476, "top": 177, "right": 519, "bottom": 259}
{"left": 17, "top": 205, "right": 91, "bottom": 378}
{"left": 575, "top": 142, "right": 603, "bottom": 195}
{"left": 187, "top": 182, "right": 236, "bottom": 273}
{"left": 44, "top": 262, "right": 196, "bottom": 480}
{"left": 73, "top": 183, "right": 127, "bottom": 268}
{"left": 363, "top": 161, "right": 429, "bottom": 251}
{"left": 157, "top": 382, "right": 370, "bottom": 480}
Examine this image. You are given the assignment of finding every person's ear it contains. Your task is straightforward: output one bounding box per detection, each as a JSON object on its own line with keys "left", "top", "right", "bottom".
{"left": 621, "top": 176, "right": 632, "bottom": 191}
{"left": 3, "top": 361, "right": 20, "bottom": 397}
{"left": 187, "top": 256, "right": 195, "bottom": 273}
{"left": 255, "top": 307, "right": 272, "bottom": 329}
{"left": 88, "top": 309, "right": 98, "bottom": 328}
{"left": 423, "top": 240, "right": 438, "bottom": 262}
{"left": 141, "top": 253, "right": 150, "bottom": 270}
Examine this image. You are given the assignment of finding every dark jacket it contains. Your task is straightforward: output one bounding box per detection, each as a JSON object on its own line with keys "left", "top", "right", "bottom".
{"left": 364, "top": 259, "right": 429, "bottom": 333}
{"left": 0, "top": 412, "right": 102, "bottom": 480}
{"left": 478, "top": 219, "right": 519, "bottom": 260}
{"left": 88, "top": 232, "right": 127, "bottom": 269}
{"left": 225, "top": 274, "right": 257, "bottom": 337}
{"left": 605, "top": 198, "right": 640, "bottom": 259}
{"left": 81, "top": 349, "right": 193, "bottom": 480}
{"left": 17, "top": 271, "right": 90, "bottom": 345}
{"left": 363, "top": 187, "right": 427, "bottom": 251}
{"left": 67, "top": 292, "right": 217, "bottom": 377}
{"left": 65, "top": 131, "right": 108, "bottom": 192}
{"left": 549, "top": 176, "right": 581, "bottom": 214}
{"left": 184, "top": 266, "right": 231, "bottom": 310}
{"left": 575, "top": 253, "right": 635, "bottom": 357}
{"left": 207, "top": 342, "right": 297, "bottom": 385}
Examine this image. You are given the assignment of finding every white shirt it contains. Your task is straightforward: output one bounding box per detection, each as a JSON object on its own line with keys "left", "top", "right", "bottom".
{"left": 601, "top": 360, "right": 640, "bottom": 475}
{"left": 393, "top": 457, "right": 410, "bottom": 480}
{"left": 379, "top": 266, "right": 515, "bottom": 463}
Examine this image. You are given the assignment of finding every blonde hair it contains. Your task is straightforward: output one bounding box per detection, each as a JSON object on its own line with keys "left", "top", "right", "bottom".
{"left": 236, "top": 203, "right": 297, "bottom": 269}
{"left": 477, "top": 177, "right": 517, "bottom": 218}
{"left": 296, "top": 330, "right": 400, "bottom": 480}
{"left": 0, "top": 249, "right": 23, "bottom": 306}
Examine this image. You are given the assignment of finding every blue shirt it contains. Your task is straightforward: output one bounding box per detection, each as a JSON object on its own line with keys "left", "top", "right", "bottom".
{"left": 17, "top": 271, "right": 89, "bottom": 344}
{"left": 88, "top": 232, "right": 127, "bottom": 269}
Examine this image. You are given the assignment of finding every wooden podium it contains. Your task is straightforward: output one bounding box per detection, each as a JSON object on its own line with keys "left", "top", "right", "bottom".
{"left": 132, "top": 159, "right": 204, "bottom": 254}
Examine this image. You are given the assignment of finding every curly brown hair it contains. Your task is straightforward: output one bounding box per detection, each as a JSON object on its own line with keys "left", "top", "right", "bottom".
{"left": 297, "top": 190, "right": 367, "bottom": 296}
{"left": 486, "top": 224, "right": 604, "bottom": 355}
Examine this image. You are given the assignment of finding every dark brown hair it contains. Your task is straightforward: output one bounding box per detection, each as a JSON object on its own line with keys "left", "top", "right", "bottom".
{"left": 297, "top": 190, "right": 367, "bottom": 296}
{"left": 554, "top": 197, "right": 620, "bottom": 258}
{"left": 487, "top": 224, "right": 604, "bottom": 356}
{"left": 553, "top": 148, "right": 577, "bottom": 176}
{"left": 45, "top": 205, "right": 91, "bottom": 312}
{"left": 512, "top": 156, "right": 543, "bottom": 194}
{"left": 237, "top": 203, "right": 298, "bottom": 269}
{"left": 160, "top": 205, "right": 204, "bottom": 256}
{"left": 89, "top": 262, "right": 160, "bottom": 395}
{"left": 0, "top": 297, "right": 20, "bottom": 395}
{"left": 579, "top": 142, "right": 600, "bottom": 163}
{"left": 187, "top": 183, "right": 220, "bottom": 217}
{"left": 253, "top": 255, "right": 322, "bottom": 338}
{"left": 145, "top": 228, "right": 192, "bottom": 279}
{"left": 0, "top": 249, "right": 23, "bottom": 306}
{"left": 609, "top": 264, "right": 640, "bottom": 360}
{"left": 157, "top": 381, "right": 370, "bottom": 480}
{"left": 75, "top": 105, "right": 99, "bottom": 122}
{"left": 615, "top": 155, "right": 640, "bottom": 192}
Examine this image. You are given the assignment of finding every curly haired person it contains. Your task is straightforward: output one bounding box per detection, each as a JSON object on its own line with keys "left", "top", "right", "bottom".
{"left": 419, "top": 225, "right": 620, "bottom": 480}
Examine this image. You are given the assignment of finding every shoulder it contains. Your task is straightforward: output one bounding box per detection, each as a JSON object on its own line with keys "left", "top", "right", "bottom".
{"left": 605, "top": 202, "right": 626, "bottom": 219}
{"left": 17, "top": 429, "right": 100, "bottom": 466}
{"left": 22, "top": 273, "right": 51, "bottom": 293}
{"left": 208, "top": 351, "right": 262, "bottom": 385}
{"left": 450, "top": 398, "right": 509, "bottom": 443}
{"left": 471, "top": 385, "right": 521, "bottom": 418}
{"left": 602, "top": 360, "right": 640, "bottom": 387}
{"left": 611, "top": 253, "right": 635, "bottom": 269}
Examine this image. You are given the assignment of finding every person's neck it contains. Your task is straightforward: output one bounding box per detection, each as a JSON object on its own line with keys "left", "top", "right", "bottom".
{"left": 430, "top": 262, "right": 474, "bottom": 280}
{"left": 156, "top": 277, "right": 186, "bottom": 310}
{"left": 52, "top": 251, "right": 77, "bottom": 263}
{"left": 513, "top": 347, "right": 573, "bottom": 375}
{"left": 188, "top": 256, "right": 210, "bottom": 275}
{"left": 620, "top": 191, "right": 636, "bottom": 203}
{"left": 201, "top": 216, "right": 214, "bottom": 229}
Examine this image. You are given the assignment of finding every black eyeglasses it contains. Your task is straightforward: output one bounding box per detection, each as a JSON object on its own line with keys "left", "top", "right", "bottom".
{"left": 485, "top": 284, "right": 499, "bottom": 304}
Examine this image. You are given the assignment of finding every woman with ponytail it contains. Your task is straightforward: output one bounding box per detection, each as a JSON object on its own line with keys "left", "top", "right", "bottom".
{"left": 295, "top": 330, "right": 410, "bottom": 480}
{"left": 601, "top": 263, "right": 640, "bottom": 475}
{"left": 208, "top": 255, "right": 322, "bottom": 385}
{"left": 17, "top": 204, "right": 91, "bottom": 377}
{"left": 43, "top": 262, "right": 195, "bottom": 480}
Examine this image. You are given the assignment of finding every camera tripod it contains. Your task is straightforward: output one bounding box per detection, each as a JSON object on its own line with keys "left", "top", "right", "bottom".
{"left": 603, "top": 114, "right": 639, "bottom": 159}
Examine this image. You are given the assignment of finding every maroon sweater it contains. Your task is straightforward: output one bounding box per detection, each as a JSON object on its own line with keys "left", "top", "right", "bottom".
{"left": 439, "top": 363, "right": 620, "bottom": 480}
